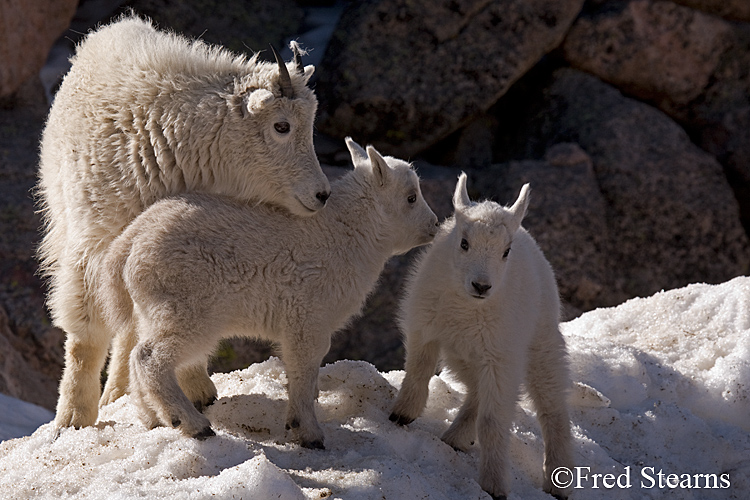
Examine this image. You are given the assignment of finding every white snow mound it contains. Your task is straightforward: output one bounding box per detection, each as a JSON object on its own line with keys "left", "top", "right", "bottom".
{"left": 1, "top": 277, "right": 748, "bottom": 499}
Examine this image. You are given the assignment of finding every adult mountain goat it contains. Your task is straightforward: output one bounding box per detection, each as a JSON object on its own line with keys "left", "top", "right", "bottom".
{"left": 36, "top": 16, "right": 330, "bottom": 431}
{"left": 96, "top": 139, "right": 438, "bottom": 446}
{"left": 390, "top": 174, "right": 574, "bottom": 500}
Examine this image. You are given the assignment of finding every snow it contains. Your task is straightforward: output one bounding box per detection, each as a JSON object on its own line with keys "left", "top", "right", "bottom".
{"left": 1, "top": 277, "right": 748, "bottom": 499}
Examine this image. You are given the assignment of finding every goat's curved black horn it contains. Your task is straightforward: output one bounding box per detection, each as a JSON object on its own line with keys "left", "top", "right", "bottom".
{"left": 270, "top": 44, "right": 294, "bottom": 99}
{"left": 290, "top": 41, "right": 304, "bottom": 75}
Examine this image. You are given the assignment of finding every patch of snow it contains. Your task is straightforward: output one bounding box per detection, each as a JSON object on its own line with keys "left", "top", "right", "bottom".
{"left": 1, "top": 278, "right": 748, "bottom": 499}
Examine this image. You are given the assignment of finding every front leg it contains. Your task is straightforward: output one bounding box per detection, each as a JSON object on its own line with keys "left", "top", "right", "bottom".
{"left": 390, "top": 335, "right": 440, "bottom": 425}
{"left": 281, "top": 334, "right": 330, "bottom": 449}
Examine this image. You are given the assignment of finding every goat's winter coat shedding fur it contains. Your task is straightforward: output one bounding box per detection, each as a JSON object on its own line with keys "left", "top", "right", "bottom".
{"left": 390, "top": 174, "right": 574, "bottom": 500}
{"left": 36, "top": 16, "right": 330, "bottom": 430}
{"left": 96, "top": 139, "right": 438, "bottom": 446}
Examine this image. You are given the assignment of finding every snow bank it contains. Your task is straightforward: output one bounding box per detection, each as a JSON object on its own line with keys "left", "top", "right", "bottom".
{"left": 1, "top": 277, "right": 748, "bottom": 499}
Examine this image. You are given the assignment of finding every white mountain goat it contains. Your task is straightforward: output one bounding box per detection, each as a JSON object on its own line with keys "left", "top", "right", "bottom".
{"left": 36, "top": 15, "right": 330, "bottom": 430}
{"left": 96, "top": 139, "right": 438, "bottom": 445}
{"left": 390, "top": 174, "right": 574, "bottom": 500}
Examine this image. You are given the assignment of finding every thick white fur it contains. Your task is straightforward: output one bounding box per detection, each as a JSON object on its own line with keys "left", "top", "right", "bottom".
{"left": 96, "top": 139, "right": 438, "bottom": 445}
{"left": 36, "top": 16, "right": 330, "bottom": 430}
{"left": 390, "top": 174, "right": 573, "bottom": 499}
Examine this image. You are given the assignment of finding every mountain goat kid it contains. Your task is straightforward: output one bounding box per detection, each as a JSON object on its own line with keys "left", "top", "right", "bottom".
{"left": 390, "top": 174, "right": 574, "bottom": 500}
{"left": 97, "top": 139, "right": 438, "bottom": 446}
{"left": 37, "top": 16, "right": 330, "bottom": 431}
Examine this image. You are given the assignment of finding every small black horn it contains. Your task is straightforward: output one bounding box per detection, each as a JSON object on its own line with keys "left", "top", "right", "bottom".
{"left": 290, "top": 41, "right": 304, "bottom": 75}
{"left": 270, "top": 44, "right": 294, "bottom": 99}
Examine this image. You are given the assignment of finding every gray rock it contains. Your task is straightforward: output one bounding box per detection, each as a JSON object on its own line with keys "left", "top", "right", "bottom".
{"left": 562, "top": 0, "right": 734, "bottom": 116}
{"left": 316, "top": 0, "right": 585, "bottom": 157}
{"left": 0, "top": 79, "right": 64, "bottom": 410}
{"left": 124, "top": 0, "right": 304, "bottom": 55}
{"left": 561, "top": 0, "right": 750, "bottom": 236}
{"left": 669, "top": 0, "right": 750, "bottom": 22}
{"left": 0, "top": 0, "right": 77, "bottom": 98}
{"left": 698, "top": 106, "right": 750, "bottom": 235}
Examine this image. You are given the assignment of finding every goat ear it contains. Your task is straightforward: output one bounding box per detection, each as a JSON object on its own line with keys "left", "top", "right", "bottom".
{"left": 243, "top": 88, "right": 275, "bottom": 117}
{"left": 507, "top": 183, "right": 531, "bottom": 232}
{"left": 303, "top": 65, "right": 315, "bottom": 83}
{"left": 453, "top": 172, "right": 471, "bottom": 212}
{"left": 345, "top": 137, "right": 368, "bottom": 167}
{"left": 366, "top": 145, "right": 389, "bottom": 187}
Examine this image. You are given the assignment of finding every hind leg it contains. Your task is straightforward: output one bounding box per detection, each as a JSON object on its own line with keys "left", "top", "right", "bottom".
{"left": 100, "top": 322, "right": 137, "bottom": 406}
{"left": 101, "top": 330, "right": 218, "bottom": 412}
{"left": 441, "top": 365, "right": 479, "bottom": 452}
{"left": 527, "top": 331, "right": 574, "bottom": 499}
{"left": 475, "top": 358, "right": 524, "bottom": 500}
{"left": 130, "top": 337, "right": 214, "bottom": 439}
{"left": 51, "top": 265, "right": 112, "bottom": 429}
{"left": 55, "top": 330, "right": 111, "bottom": 428}
{"left": 281, "top": 333, "right": 330, "bottom": 449}
{"left": 128, "top": 359, "right": 161, "bottom": 430}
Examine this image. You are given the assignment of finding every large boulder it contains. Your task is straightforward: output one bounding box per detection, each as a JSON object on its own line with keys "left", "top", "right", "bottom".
{"left": 316, "top": 0, "right": 585, "bottom": 158}
{"left": 562, "top": 0, "right": 750, "bottom": 237}
{"left": 0, "top": 79, "right": 64, "bottom": 410}
{"left": 692, "top": 26, "right": 750, "bottom": 235}
{"left": 562, "top": 0, "right": 733, "bottom": 118}
{"left": 480, "top": 68, "right": 749, "bottom": 306}
{"left": 669, "top": 0, "right": 750, "bottom": 22}
{"left": 124, "top": 0, "right": 304, "bottom": 54}
{"left": 0, "top": 0, "right": 77, "bottom": 98}
{"left": 0, "top": 305, "right": 62, "bottom": 410}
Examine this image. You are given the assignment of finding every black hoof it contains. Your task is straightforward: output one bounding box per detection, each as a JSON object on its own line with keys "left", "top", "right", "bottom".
{"left": 388, "top": 412, "right": 413, "bottom": 426}
{"left": 551, "top": 494, "right": 567, "bottom": 500}
{"left": 285, "top": 417, "right": 300, "bottom": 430}
{"left": 490, "top": 495, "right": 507, "bottom": 500}
{"left": 193, "top": 395, "right": 217, "bottom": 412}
{"left": 193, "top": 426, "right": 216, "bottom": 440}
{"left": 301, "top": 439, "right": 325, "bottom": 450}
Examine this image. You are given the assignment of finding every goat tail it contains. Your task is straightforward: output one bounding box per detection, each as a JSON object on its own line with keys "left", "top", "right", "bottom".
{"left": 95, "top": 234, "right": 136, "bottom": 334}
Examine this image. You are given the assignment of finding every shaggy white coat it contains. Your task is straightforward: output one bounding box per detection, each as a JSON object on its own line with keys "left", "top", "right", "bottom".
{"left": 36, "top": 16, "right": 330, "bottom": 430}
{"left": 97, "top": 139, "right": 438, "bottom": 446}
{"left": 390, "top": 174, "right": 573, "bottom": 500}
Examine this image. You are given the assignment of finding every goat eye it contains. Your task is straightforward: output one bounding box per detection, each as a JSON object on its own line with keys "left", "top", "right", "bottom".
{"left": 460, "top": 238, "right": 469, "bottom": 251}
{"left": 503, "top": 247, "right": 511, "bottom": 259}
{"left": 274, "top": 122, "right": 290, "bottom": 134}
{"left": 407, "top": 194, "right": 417, "bottom": 204}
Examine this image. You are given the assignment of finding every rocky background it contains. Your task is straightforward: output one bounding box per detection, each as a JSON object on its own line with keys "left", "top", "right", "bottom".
{"left": 0, "top": 0, "right": 747, "bottom": 410}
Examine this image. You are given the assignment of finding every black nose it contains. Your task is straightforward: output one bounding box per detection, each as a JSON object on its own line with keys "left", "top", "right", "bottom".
{"left": 316, "top": 190, "right": 330, "bottom": 204}
{"left": 472, "top": 282, "right": 492, "bottom": 296}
